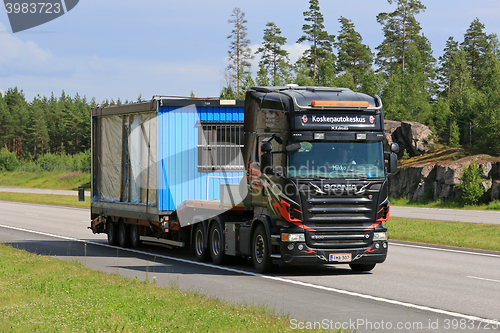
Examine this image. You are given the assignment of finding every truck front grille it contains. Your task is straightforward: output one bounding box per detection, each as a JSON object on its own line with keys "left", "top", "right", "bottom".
{"left": 306, "top": 196, "right": 373, "bottom": 223}
{"left": 306, "top": 230, "right": 372, "bottom": 249}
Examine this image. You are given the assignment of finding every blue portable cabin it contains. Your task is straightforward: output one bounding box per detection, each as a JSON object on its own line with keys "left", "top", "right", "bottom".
{"left": 91, "top": 98, "right": 245, "bottom": 223}
{"left": 158, "top": 98, "right": 245, "bottom": 212}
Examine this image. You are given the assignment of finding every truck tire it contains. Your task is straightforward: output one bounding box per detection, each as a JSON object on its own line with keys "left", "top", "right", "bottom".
{"left": 130, "top": 225, "right": 142, "bottom": 248}
{"left": 209, "top": 222, "right": 225, "bottom": 265}
{"left": 252, "top": 224, "right": 272, "bottom": 273}
{"left": 118, "top": 222, "right": 131, "bottom": 248}
{"left": 194, "top": 223, "right": 208, "bottom": 262}
{"left": 107, "top": 220, "right": 118, "bottom": 246}
{"left": 349, "top": 263, "right": 376, "bottom": 272}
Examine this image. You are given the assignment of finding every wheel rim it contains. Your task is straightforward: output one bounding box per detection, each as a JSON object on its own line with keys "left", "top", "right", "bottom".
{"left": 211, "top": 227, "right": 221, "bottom": 256}
{"left": 195, "top": 228, "right": 204, "bottom": 256}
{"left": 254, "top": 234, "right": 265, "bottom": 264}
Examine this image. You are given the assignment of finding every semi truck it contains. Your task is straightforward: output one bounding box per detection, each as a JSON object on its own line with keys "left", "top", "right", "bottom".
{"left": 89, "top": 86, "right": 398, "bottom": 273}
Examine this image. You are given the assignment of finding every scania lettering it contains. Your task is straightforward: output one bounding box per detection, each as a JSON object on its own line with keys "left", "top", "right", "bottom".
{"left": 89, "top": 86, "right": 398, "bottom": 273}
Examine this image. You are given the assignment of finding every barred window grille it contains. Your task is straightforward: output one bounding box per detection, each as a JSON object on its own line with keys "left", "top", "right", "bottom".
{"left": 197, "top": 122, "right": 244, "bottom": 172}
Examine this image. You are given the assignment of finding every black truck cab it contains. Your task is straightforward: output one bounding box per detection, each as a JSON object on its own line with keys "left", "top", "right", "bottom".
{"left": 241, "top": 86, "right": 397, "bottom": 272}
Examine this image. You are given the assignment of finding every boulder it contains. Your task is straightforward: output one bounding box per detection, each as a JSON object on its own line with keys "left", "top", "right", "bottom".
{"left": 400, "top": 121, "right": 434, "bottom": 156}
{"left": 491, "top": 180, "right": 500, "bottom": 201}
{"left": 383, "top": 120, "right": 434, "bottom": 157}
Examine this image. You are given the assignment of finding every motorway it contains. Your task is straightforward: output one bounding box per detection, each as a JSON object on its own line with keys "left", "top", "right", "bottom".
{"left": 1, "top": 200, "right": 500, "bottom": 332}
{"left": 391, "top": 206, "right": 500, "bottom": 225}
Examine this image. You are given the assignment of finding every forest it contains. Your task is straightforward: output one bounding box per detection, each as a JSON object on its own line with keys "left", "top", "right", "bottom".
{"left": 224, "top": 0, "right": 500, "bottom": 156}
{"left": 1, "top": 0, "right": 500, "bottom": 168}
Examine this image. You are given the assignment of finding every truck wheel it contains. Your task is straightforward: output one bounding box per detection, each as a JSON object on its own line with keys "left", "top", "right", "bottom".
{"left": 118, "top": 222, "right": 130, "bottom": 248}
{"left": 252, "top": 225, "right": 272, "bottom": 273}
{"left": 107, "top": 220, "right": 118, "bottom": 246}
{"left": 349, "top": 263, "right": 376, "bottom": 272}
{"left": 130, "top": 225, "right": 142, "bottom": 248}
{"left": 209, "top": 222, "right": 225, "bottom": 265}
{"left": 194, "top": 224, "right": 208, "bottom": 262}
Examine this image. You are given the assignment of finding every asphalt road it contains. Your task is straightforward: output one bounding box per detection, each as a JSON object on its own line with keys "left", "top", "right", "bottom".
{"left": 391, "top": 206, "right": 500, "bottom": 225}
{"left": 0, "top": 186, "right": 91, "bottom": 196}
{"left": 1, "top": 200, "right": 499, "bottom": 333}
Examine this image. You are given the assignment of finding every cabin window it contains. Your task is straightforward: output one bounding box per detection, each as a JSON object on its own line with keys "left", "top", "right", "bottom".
{"left": 197, "top": 122, "right": 244, "bottom": 172}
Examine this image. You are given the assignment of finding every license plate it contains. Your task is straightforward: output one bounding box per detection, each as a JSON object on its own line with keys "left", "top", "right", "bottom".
{"left": 329, "top": 253, "right": 352, "bottom": 262}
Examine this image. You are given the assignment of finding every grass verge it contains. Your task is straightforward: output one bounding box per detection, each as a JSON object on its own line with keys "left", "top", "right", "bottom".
{"left": 0, "top": 243, "right": 332, "bottom": 332}
{"left": 0, "top": 192, "right": 89, "bottom": 209}
{"left": 0, "top": 171, "right": 90, "bottom": 191}
{"left": 386, "top": 217, "right": 500, "bottom": 252}
{"left": 390, "top": 197, "right": 500, "bottom": 211}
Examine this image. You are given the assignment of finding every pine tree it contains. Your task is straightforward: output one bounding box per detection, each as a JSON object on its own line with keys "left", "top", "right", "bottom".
{"left": 293, "top": 59, "right": 316, "bottom": 86}
{"left": 26, "top": 96, "right": 50, "bottom": 159}
{"left": 375, "top": 0, "right": 427, "bottom": 78}
{"left": 360, "top": 70, "right": 383, "bottom": 97}
{"left": 256, "top": 22, "right": 289, "bottom": 85}
{"left": 462, "top": 18, "right": 489, "bottom": 87}
{"left": 438, "top": 37, "right": 460, "bottom": 100}
{"left": 381, "top": 68, "right": 407, "bottom": 120}
{"left": 449, "top": 120, "right": 460, "bottom": 147}
{"left": 334, "top": 16, "right": 373, "bottom": 86}
{"left": 474, "top": 52, "right": 500, "bottom": 154}
{"left": 227, "top": 7, "right": 254, "bottom": 96}
{"left": 297, "top": 0, "right": 335, "bottom": 82}
{"left": 413, "top": 33, "right": 437, "bottom": 92}
{"left": 402, "top": 44, "right": 431, "bottom": 123}
{"left": 0, "top": 90, "right": 13, "bottom": 150}
{"left": 240, "top": 71, "right": 256, "bottom": 99}
{"left": 256, "top": 63, "right": 271, "bottom": 86}
{"left": 316, "top": 52, "right": 337, "bottom": 86}
{"left": 4, "top": 87, "right": 29, "bottom": 158}
{"left": 458, "top": 158, "right": 485, "bottom": 205}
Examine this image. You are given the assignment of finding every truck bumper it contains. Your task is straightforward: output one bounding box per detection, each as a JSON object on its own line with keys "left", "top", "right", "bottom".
{"left": 279, "top": 242, "right": 388, "bottom": 266}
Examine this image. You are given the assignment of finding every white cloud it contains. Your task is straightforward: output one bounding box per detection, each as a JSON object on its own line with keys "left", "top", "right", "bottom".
{"left": 284, "top": 43, "right": 309, "bottom": 64}
{"left": 0, "top": 23, "right": 58, "bottom": 75}
{"left": 247, "top": 43, "right": 308, "bottom": 72}
{"left": 0, "top": 87, "right": 4, "bottom": 96}
{"left": 0, "top": 53, "right": 224, "bottom": 102}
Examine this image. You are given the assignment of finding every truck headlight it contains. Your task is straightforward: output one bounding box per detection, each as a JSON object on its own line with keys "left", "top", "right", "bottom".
{"left": 373, "top": 232, "right": 387, "bottom": 241}
{"left": 282, "top": 233, "right": 305, "bottom": 242}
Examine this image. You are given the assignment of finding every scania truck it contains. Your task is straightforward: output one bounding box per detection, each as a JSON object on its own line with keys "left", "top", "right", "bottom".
{"left": 90, "top": 86, "right": 398, "bottom": 273}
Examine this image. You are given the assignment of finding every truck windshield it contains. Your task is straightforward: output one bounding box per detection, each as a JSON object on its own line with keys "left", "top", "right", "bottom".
{"left": 287, "top": 141, "right": 385, "bottom": 179}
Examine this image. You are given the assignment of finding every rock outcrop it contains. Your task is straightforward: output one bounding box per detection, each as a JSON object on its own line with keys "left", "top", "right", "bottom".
{"left": 390, "top": 155, "right": 500, "bottom": 202}
{"left": 384, "top": 120, "right": 434, "bottom": 157}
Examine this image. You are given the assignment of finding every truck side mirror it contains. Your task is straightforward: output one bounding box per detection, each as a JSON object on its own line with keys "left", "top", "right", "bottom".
{"left": 261, "top": 141, "right": 272, "bottom": 153}
{"left": 260, "top": 142, "right": 274, "bottom": 175}
{"left": 391, "top": 142, "right": 400, "bottom": 154}
{"left": 286, "top": 143, "right": 301, "bottom": 154}
{"left": 388, "top": 153, "right": 398, "bottom": 174}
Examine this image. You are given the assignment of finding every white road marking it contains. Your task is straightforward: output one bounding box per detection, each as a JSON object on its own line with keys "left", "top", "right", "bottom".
{"left": 0, "top": 223, "right": 498, "bottom": 325}
{"left": 390, "top": 241, "right": 500, "bottom": 259}
{"left": 25, "top": 213, "right": 39, "bottom": 216}
{"left": 467, "top": 276, "right": 500, "bottom": 284}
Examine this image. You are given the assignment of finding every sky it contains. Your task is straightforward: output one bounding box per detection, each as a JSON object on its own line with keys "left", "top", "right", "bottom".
{"left": 1, "top": 0, "right": 500, "bottom": 103}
